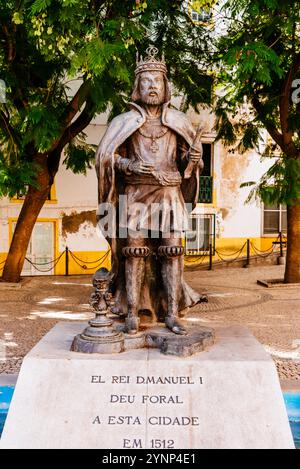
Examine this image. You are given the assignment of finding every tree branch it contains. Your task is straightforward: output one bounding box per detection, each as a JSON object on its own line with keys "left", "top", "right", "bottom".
{"left": 59, "top": 99, "right": 95, "bottom": 149}
{"left": 47, "top": 98, "right": 95, "bottom": 179}
{"left": 2, "top": 24, "right": 16, "bottom": 63}
{"left": 0, "top": 109, "right": 19, "bottom": 150}
{"left": 61, "top": 79, "right": 91, "bottom": 127}
{"left": 252, "top": 97, "right": 284, "bottom": 148}
{"left": 252, "top": 96, "right": 299, "bottom": 157}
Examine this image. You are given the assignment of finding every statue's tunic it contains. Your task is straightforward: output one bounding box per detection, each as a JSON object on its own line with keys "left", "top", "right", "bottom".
{"left": 119, "top": 116, "right": 189, "bottom": 234}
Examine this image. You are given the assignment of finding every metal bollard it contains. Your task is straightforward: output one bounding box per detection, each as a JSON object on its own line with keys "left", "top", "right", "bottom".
{"left": 209, "top": 243, "right": 213, "bottom": 271}
{"left": 65, "top": 246, "right": 69, "bottom": 276}
{"left": 244, "top": 239, "right": 250, "bottom": 268}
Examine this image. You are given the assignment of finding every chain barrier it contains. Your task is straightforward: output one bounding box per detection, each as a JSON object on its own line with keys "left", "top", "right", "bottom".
{"left": 250, "top": 242, "right": 277, "bottom": 258}
{"left": 250, "top": 233, "right": 281, "bottom": 255}
{"left": 67, "top": 250, "right": 110, "bottom": 264}
{"left": 0, "top": 248, "right": 111, "bottom": 274}
{"left": 69, "top": 249, "right": 110, "bottom": 271}
{"left": 215, "top": 242, "right": 247, "bottom": 258}
{"left": 184, "top": 234, "right": 286, "bottom": 268}
{"left": 184, "top": 253, "right": 207, "bottom": 265}
{"left": 24, "top": 253, "right": 65, "bottom": 273}
{"left": 24, "top": 251, "right": 65, "bottom": 266}
{"left": 250, "top": 244, "right": 274, "bottom": 254}
{"left": 0, "top": 234, "right": 286, "bottom": 274}
{"left": 215, "top": 243, "right": 247, "bottom": 264}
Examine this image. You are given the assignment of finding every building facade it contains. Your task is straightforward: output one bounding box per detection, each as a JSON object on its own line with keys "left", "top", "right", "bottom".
{"left": 0, "top": 101, "right": 284, "bottom": 276}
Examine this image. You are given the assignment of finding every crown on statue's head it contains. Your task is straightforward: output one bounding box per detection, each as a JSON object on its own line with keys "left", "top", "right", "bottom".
{"left": 135, "top": 46, "right": 167, "bottom": 75}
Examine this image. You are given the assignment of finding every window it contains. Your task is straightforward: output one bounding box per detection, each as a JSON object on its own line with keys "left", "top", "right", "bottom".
{"left": 191, "top": 9, "right": 212, "bottom": 22}
{"left": 11, "top": 220, "right": 55, "bottom": 276}
{"left": 189, "top": 0, "right": 213, "bottom": 24}
{"left": 185, "top": 214, "right": 215, "bottom": 254}
{"left": 199, "top": 143, "right": 213, "bottom": 204}
{"left": 201, "top": 143, "right": 212, "bottom": 177}
{"left": 263, "top": 204, "right": 287, "bottom": 235}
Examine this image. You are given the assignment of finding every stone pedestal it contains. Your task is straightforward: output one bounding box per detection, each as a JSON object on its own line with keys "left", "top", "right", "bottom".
{"left": 0, "top": 323, "right": 294, "bottom": 449}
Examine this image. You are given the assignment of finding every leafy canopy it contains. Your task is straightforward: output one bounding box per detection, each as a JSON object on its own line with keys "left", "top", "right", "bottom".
{"left": 0, "top": 0, "right": 212, "bottom": 197}
{"left": 212, "top": 0, "right": 300, "bottom": 205}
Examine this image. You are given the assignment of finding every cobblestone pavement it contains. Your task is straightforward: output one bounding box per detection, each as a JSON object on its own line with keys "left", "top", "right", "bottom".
{"left": 0, "top": 265, "right": 299, "bottom": 381}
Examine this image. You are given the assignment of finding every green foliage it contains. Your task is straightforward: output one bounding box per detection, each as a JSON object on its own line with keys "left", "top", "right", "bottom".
{"left": 150, "top": 5, "right": 213, "bottom": 109}
{"left": 22, "top": 104, "right": 61, "bottom": 152}
{"left": 0, "top": 1, "right": 211, "bottom": 198}
{"left": 63, "top": 136, "right": 96, "bottom": 175}
{"left": 213, "top": 0, "right": 300, "bottom": 205}
{"left": 0, "top": 160, "right": 38, "bottom": 197}
{"left": 214, "top": 103, "right": 237, "bottom": 145}
{"left": 241, "top": 158, "right": 300, "bottom": 206}
{"left": 31, "top": 0, "right": 52, "bottom": 14}
{"left": 237, "top": 122, "right": 262, "bottom": 153}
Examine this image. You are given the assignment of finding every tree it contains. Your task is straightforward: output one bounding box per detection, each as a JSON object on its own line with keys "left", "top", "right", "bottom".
{"left": 212, "top": 0, "right": 300, "bottom": 282}
{"left": 0, "top": 0, "right": 211, "bottom": 282}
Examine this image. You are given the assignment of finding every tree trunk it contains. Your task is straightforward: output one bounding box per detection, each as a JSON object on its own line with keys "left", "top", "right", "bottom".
{"left": 284, "top": 204, "right": 300, "bottom": 283}
{"left": 1, "top": 157, "right": 52, "bottom": 283}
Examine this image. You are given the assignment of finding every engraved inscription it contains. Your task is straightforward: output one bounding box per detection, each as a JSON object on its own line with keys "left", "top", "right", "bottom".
{"left": 90, "top": 373, "right": 204, "bottom": 448}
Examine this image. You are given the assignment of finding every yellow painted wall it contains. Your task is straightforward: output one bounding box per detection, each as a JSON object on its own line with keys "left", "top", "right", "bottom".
{"left": 0, "top": 252, "right": 6, "bottom": 275}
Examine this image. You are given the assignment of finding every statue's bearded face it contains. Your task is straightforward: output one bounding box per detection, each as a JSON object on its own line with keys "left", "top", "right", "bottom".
{"left": 138, "top": 71, "right": 165, "bottom": 105}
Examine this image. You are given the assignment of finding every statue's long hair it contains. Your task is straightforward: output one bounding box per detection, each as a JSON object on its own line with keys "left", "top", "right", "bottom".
{"left": 131, "top": 73, "right": 171, "bottom": 103}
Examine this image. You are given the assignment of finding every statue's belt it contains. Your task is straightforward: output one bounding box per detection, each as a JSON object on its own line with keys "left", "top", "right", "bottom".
{"left": 124, "top": 171, "right": 182, "bottom": 187}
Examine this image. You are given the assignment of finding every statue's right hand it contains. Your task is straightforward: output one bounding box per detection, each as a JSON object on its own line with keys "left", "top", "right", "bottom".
{"left": 128, "top": 160, "right": 155, "bottom": 175}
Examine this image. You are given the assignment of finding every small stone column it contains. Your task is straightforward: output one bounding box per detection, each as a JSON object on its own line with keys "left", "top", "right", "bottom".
{"left": 71, "top": 268, "right": 124, "bottom": 354}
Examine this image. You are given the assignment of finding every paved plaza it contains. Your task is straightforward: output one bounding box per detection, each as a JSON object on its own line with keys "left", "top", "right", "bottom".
{"left": 0, "top": 264, "right": 299, "bottom": 382}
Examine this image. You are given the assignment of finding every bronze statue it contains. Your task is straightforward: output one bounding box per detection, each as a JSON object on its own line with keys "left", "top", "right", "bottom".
{"left": 95, "top": 46, "right": 204, "bottom": 336}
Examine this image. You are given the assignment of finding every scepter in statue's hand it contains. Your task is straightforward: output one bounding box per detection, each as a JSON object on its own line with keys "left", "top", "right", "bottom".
{"left": 184, "top": 123, "right": 205, "bottom": 179}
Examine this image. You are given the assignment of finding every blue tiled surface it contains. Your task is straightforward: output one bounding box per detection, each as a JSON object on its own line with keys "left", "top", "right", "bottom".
{"left": 0, "top": 386, "right": 14, "bottom": 437}
{"left": 284, "top": 393, "right": 300, "bottom": 449}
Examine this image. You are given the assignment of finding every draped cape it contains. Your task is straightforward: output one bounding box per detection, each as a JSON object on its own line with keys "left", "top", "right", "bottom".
{"left": 95, "top": 102, "right": 202, "bottom": 319}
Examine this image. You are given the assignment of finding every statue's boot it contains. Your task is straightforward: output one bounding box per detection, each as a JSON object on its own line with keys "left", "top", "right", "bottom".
{"left": 125, "top": 312, "right": 140, "bottom": 335}
{"left": 122, "top": 246, "right": 150, "bottom": 335}
{"left": 159, "top": 245, "right": 187, "bottom": 336}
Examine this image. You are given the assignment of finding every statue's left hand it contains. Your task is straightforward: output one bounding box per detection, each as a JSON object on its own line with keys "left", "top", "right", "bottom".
{"left": 184, "top": 158, "right": 204, "bottom": 179}
{"left": 184, "top": 123, "right": 205, "bottom": 178}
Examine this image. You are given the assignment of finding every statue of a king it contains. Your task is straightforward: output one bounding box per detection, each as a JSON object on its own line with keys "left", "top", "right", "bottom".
{"left": 95, "top": 46, "right": 205, "bottom": 336}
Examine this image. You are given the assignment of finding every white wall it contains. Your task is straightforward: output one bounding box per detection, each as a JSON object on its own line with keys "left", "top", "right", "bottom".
{"left": 54, "top": 123, "right": 108, "bottom": 252}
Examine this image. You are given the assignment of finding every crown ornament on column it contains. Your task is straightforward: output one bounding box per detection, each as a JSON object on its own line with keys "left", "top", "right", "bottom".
{"left": 135, "top": 46, "right": 167, "bottom": 75}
